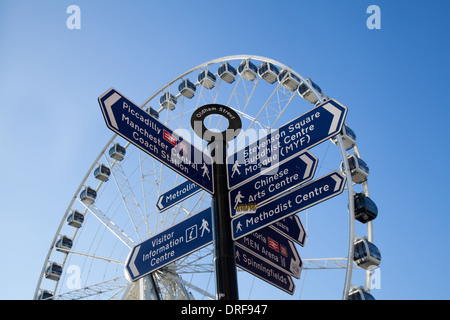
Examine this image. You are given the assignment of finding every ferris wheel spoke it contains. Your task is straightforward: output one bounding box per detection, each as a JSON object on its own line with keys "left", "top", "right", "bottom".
{"left": 78, "top": 199, "right": 135, "bottom": 249}
{"left": 174, "top": 247, "right": 213, "bottom": 272}
{"left": 302, "top": 258, "right": 360, "bottom": 270}
{"left": 57, "top": 248, "right": 125, "bottom": 265}
{"left": 175, "top": 263, "right": 214, "bottom": 274}
{"left": 231, "top": 84, "right": 296, "bottom": 154}
{"left": 104, "top": 155, "right": 149, "bottom": 242}
{"left": 153, "top": 271, "right": 191, "bottom": 300}
{"left": 53, "top": 276, "right": 128, "bottom": 300}
{"left": 267, "top": 86, "right": 296, "bottom": 127}
{"left": 138, "top": 151, "right": 165, "bottom": 237}
{"left": 157, "top": 270, "right": 215, "bottom": 300}
{"left": 227, "top": 73, "right": 259, "bottom": 117}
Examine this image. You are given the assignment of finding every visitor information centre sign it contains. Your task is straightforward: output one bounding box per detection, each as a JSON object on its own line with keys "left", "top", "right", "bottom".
{"left": 125, "top": 207, "right": 213, "bottom": 282}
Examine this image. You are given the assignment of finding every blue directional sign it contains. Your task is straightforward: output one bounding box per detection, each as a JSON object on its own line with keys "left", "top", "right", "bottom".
{"left": 98, "top": 88, "right": 214, "bottom": 194}
{"left": 235, "top": 225, "right": 302, "bottom": 278}
{"left": 156, "top": 180, "right": 201, "bottom": 212}
{"left": 227, "top": 99, "right": 347, "bottom": 189}
{"left": 270, "top": 214, "right": 306, "bottom": 247}
{"left": 235, "top": 245, "right": 295, "bottom": 295}
{"left": 232, "top": 171, "right": 346, "bottom": 241}
{"left": 228, "top": 151, "right": 318, "bottom": 218}
{"left": 125, "top": 207, "right": 212, "bottom": 282}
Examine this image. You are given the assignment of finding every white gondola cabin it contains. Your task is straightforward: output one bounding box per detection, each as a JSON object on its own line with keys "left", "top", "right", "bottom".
{"left": 298, "top": 78, "right": 323, "bottom": 104}
{"left": 332, "top": 124, "right": 356, "bottom": 151}
{"left": 341, "top": 154, "right": 369, "bottom": 184}
{"left": 159, "top": 92, "right": 177, "bottom": 110}
{"left": 109, "top": 143, "right": 126, "bottom": 161}
{"left": 348, "top": 287, "right": 375, "bottom": 300}
{"left": 238, "top": 60, "right": 258, "bottom": 82}
{"left": 55, "top": 235, "right": 73, "bottom": 252}
{"left": 145, "top": 106, "right": 159, "bottom": 119}
{"left": 354, "top": 193, "right": 378, "bottom": 223}
{"left": 354, "top": 237, "right": 381, "bottom": 269}
{"left": 278, "top": 69, "right": 301, "bottom": 91}
{"left": 80, "top": 186, "right": 97, "bottom": 205}
{"left": 45, "top": 262, "right": 63, "bottom": 281}
{"left": 67, "top": 210, "right": 84, "bottom": 228}
{"left": 178, "top": 79, "right": 196, "bottom": 99}
{"left": 258, "top": 62, "right": 279, "bottom": 84}
{"left": 198, "top": 70, "right": 216, "bottom": 89}
{"left": 94, "top": 164, "right": 111, "bottom": 182}
{"left": 218, "top": 62, "right": 237, "bottom": 84}
{"left": 37, "top": 290, "right": 54, "bottom": 300}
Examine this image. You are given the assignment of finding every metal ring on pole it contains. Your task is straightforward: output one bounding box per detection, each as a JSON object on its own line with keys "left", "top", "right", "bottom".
{"left": 190, "top": 104, "right": 242, "bottom": 143}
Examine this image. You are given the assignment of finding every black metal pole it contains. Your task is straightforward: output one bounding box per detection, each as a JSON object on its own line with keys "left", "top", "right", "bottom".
{"left": 209, "top": 140, "right": 239, "bottom": 300}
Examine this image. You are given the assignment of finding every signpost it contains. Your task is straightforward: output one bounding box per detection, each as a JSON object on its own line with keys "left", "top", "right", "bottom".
{"left": 235, "top": 245, "right": 295, "bottom": 295}
{"left": 124, "top": 207, "right": 212, "bottom": 282}
{"left": 98, "top": 88, "right": 214, "bottom": 194}
{"left": 227, "top": 99, "right": 347, "bottom": 189}
{"left": 228, "top": 152, "right": 318, "bottom": 217}
{"left": 98, "top": 87, "right": 351, "bottom": 299}
{"left": 232, "top": 171, "right": 346, "bottom": 241}
{"left": 156, "top": 180, "right": 201, "bottom": 212}
{"left": 235, "top": 226, "right": 302, "bottom": 278}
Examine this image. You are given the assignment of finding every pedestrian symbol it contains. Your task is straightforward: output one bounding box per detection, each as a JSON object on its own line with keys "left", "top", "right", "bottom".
{"left": 234, "top": 191, "right": 245, "bottom": 209}
{"left": 200, "top": 218, "right": 210, "bottom": 237}
{"left": 236, "top": 221, "right": 242, "bottom": 233}
{"left": 201, "top": 163, "right": 210, "bottom": 180}
{"left": 231, "top": 160, "right": 241, "bottom": 178}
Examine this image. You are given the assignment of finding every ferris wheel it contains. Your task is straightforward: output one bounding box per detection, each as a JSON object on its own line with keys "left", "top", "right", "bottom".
{"left": 34, "top": 55, "right": 380, "bottom": 300}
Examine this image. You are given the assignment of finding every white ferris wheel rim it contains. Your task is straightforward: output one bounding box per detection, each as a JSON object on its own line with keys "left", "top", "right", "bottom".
{"left": 34, "top": 54, "right": 367, "bottom": 300}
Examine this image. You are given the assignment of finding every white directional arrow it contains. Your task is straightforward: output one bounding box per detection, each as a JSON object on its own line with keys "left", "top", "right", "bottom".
{"left": 103, "top": 91, "right": 121, "bottom": 130}
{"left": 288, "top": 274, "right": 295, "bottom": 292}
{"left": 331, "top": 172, "right": 345, "bottom": 191}
{"left": 300, "top": 153, "right": 315, "bottom": 179}
{"left": 128, "top": 245, "right": 140, "bottom": 278}
{"left": 289, "top": 241, "right": 302, "bottom": 278}
{"left": 156, "top": 195, "right": 164, "bottom": 211}
{"left": 297, "top": 217, "right": 306, "bottom": 246}
{"left": 323, "top": 101, "right": 343, "bottom": 135}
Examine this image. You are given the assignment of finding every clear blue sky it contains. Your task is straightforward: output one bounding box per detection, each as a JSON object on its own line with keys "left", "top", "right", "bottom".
{"left": 0, "top": 0, "right": 449, "bottom": 300}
